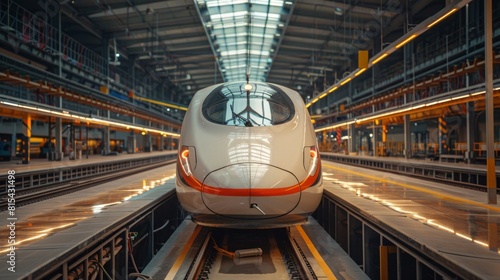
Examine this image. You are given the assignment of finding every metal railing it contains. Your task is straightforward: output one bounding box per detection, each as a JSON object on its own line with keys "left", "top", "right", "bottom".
{"left": 0, "top": 0, "right": 108, "bottom": 77}
{"left": 0, "top": 152, "right": 177, "bottom": 193}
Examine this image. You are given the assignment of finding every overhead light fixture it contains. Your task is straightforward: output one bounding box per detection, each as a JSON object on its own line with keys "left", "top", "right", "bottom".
{"left": 0, "top": 100, "right": 180, "bottom": 137}
{"left": 155, "top": 65, "right": 178, "bottom": 71}
{"left": 450, "top": 95, "right": 468, "bottom": 100}
{"left": 340, "top": 77, "right": 352, "bottom": 86}
{"left": 304, "top": 4, "right": 468, "bottom": 110}
{"left": 328, "top": 86, "right": 338, "bottom": 93}
{"left": 371, "top": 53, "right": 388, "bottom": 65}
{"left": 354, "top": 68, "right": 366, "bottom": 77}
{"left": 427, "top": 8, "right": 457, "bottom": 28}
{"left": 244, "top": 83, "right": 253, "bottom": 91}
{"left": 412, "top": 104, "right": 426, "bottom": 109}
{"left": 471, "top": 91, "right": 485, "bottom": 96}
{"left": 146, "top": 7, "right": 154, "bottom": 15}
{"left": 395, "top": 34, "right": 417, "bottom": 49}
{"left": 334, "top": 7, "right": 344, "bottom": 16}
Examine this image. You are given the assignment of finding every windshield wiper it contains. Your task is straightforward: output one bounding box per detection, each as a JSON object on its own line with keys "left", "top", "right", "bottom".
{"left": 230, "top": 105, "right": 253, "bottom": 127}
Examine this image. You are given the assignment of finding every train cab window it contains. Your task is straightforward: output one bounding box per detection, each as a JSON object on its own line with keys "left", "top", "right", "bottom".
{"left": 202, "top": 82, "right": 295, "bottom": 126}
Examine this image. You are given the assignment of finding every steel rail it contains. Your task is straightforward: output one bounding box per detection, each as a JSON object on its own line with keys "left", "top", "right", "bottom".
{"left": 183, "top": 228, "right": 319, "bottom": 279}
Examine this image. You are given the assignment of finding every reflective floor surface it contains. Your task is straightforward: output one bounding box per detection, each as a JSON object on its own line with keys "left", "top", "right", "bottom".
{"left": 0, "top": 164, "right": 177, "bottom": 253}
{"left": 322, "top": 161, "right": 500, "bottom": 253}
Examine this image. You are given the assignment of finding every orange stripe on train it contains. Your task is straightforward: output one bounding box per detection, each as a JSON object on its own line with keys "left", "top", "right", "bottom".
{"left": 179, "top": 162, "right": 321, "bottom": 197}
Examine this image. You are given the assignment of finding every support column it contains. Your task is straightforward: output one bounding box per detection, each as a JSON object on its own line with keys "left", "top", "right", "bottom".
{"left": 57, "top": 4, "right": 62, "bottom": 77}
{"left": 484, "top": 0, "right": 496, "bottom": 205}
{"left": 322, "top": 131, "right": 327, "bottom": 152}
{"left": 146, "top": 134, "right": 152, "bottom": 152}
{"left": 404, "top": 115, "right": 411, "bottom": 159}
{"left": 55, "top": 96, "right": 63, "bottom": 160}
{"left": 158, "top": 135, "right": 164, "bottom": 151}
{"left": 127, "top": 130, "right": 136, "bottom": 154}
{"left": 103, "top": 127, "right": 110, "bottom": 155}
{"left": 466, "top": 101, "right": 475, "bottom": 163}
{"left": 70, "top": 124, "right": 76, "bottom": 160}
{"left": 438, "top": 111, "right": 448, "bottom": 155}
{"left": 348, "top": 123, "right": 354, "bottom": 155}
{"left": 146, "top": 121, "right": 152, "bottom": 152}
{"left": 48, "top": 117, "right": 53, "bottom": 161}
{"left": 379, "top": 245, "right": 397, "bottom": 280}
{"left": 372, "top": 120, "right": 377, "bottom": 157}
{"left": 381, "top": 123, "right": 387, "bottom": 156}
{"left": 55, "top": 117, "right": 62, "bottom": 160}
{"left": 86, "top": 124, "right": 89, "bottom": 159}
{"left": 488, "top": 209, "right": 499, "bottom": 251}
{"left": 21, "top": 114, "right": 31, "bottom": 164}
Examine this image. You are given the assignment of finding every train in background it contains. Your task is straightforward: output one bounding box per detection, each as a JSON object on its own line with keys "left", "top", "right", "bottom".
{"left": 176, "top": 81, "right": 323, "bottom": 228}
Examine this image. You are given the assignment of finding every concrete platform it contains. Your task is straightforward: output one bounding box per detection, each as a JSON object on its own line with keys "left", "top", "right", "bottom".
{"left": 321, "top": 160, "right": 500, "bottom": 279}
{"left": 0, "top": 164, "right": 177, "bottom": 280}
{"left": 0, "top": 150, "right": 177, "bottom": 174}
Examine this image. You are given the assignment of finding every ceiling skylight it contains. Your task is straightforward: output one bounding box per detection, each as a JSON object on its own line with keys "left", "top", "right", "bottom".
{"left": 195, "top": 0, "right": 291, "bottom": 83}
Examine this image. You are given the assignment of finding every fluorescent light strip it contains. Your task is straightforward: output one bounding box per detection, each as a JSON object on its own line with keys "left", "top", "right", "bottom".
{"left": 473, "top": 240, "right": 488, "bottom": 247}
{"left": 314, "top": 87, "right": 495, "bottom": 132}
{"left": 315, "top": 120, "right": 356, "bottom": 132}
{"left": 371, "top": 53, "right": 388, "bottom": 65}
{"left": 328, "top": 86, "right": 338, "bottom": 93}
{"left": 437, "top": 98, "right": 451, "bottom": 104}
{"left": 395, "top": 34, "right": 417, "bottom": 49}
{"left": 285, "top": 4, "right": 472, "bottom": 114}
{"left": 0, "top": 101, "right": 180, "bottom": 137}
{"left": 1, "top": 101, "right": 19, "bottom": 107}
{"left": 427, "top": 8, "right": 458, "bottom": 28}
{"left": 354, "top": 68, "right": 366, "bottom": 77}
{"left": 451, "top": 95, "right": 468, "bottom": 100}
{"left": 340, "top": 77, "right": 352, "bottom": 86}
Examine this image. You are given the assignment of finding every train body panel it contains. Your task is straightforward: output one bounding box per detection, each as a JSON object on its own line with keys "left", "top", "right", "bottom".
{"left": 176, "top": 81, "right": 322, "bottom": 228}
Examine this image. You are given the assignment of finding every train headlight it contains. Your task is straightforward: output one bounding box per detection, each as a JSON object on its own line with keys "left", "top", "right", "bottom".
{"left": 179, "top": 146, "right": 195, "bottom": 176}
{"left": 304, "top": 146, "right": 320, "bottom": 176}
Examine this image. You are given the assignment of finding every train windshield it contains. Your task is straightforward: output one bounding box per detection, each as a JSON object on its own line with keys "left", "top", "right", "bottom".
{"left": 202, "top": 82, "right": 295, "bottom": 126}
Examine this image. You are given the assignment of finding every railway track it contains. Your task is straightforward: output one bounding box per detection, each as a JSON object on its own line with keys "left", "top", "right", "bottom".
{"left": 0, "top": 159, "right": 175, "bottom": 210}
{"left": 183, "top": 227, "right": 322, "bottom": 280}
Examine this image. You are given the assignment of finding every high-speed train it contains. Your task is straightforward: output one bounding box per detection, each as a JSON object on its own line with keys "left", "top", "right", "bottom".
{"left": 175, "top": 81, "right": 322, "bottom": 228}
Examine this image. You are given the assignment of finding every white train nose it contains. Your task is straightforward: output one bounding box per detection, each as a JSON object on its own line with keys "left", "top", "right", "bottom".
{"left": 201, "top": 163, "right": 301, "bottom": 218}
